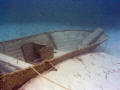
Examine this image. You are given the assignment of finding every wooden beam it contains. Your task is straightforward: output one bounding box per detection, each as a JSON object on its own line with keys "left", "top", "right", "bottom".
{"left": 0, "top": 53, "right": 32, "bottom": 69}
{"left": 81, "top": 28, "right": 104, "bottom": 47}
{"left": 46, "top": 33, "right": 58, "bottom": 49}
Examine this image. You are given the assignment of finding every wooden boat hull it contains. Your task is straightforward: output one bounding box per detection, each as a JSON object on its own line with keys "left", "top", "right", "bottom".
{"left": 0, "top": 30, "right": 107, "bottom": 61}
{"left": 0, "top": 29, "right": 108, "bottom": 90}
{"left": 0, "top": 41, "right": 104, "bottom": 90}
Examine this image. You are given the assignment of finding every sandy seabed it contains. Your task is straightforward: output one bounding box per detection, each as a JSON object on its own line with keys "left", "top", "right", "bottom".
{"left": 19, "top": 52, "right": 120, "bottom": 90}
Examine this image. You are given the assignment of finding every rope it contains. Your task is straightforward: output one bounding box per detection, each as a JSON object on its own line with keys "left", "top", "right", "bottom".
{"left": 31, "top": 66, "right": 70, "bottom": 90}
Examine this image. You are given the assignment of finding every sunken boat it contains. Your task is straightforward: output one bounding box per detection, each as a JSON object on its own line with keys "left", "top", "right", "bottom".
{"left": 0, "top": 28, "right": 109, "bottom": 90}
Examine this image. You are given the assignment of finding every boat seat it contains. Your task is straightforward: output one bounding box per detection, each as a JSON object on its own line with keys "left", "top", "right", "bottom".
{"left": 21, "top": 42, "right": 54, "bottom": 63}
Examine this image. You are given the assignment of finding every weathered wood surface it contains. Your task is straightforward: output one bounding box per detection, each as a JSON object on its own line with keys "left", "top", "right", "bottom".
{"left": 81, "top": 28, "right": 104, "bottom": 47}
{"left": 45, "top": 32, "right": 58, "bottom": 49}
{"left": 0, "top": 53, "right": 32, "bottom": 69}
{"left": 0, "top": 61, "right": 19, "bottom": 74}
{"left": 0, "top": 37, "right": 107, "bottom": 90}
{"left": 21, "top": 43, "right": 54, "bottom": 63}
{"left": 0, "top": 53, "right": 32, "bottom": 74}
{"left": 0, "top": 30, "right": 107, "bottom": 61}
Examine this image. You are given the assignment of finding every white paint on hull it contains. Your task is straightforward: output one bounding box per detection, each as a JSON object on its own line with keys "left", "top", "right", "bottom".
{"left": 0, "top": 53, "right": 32, "bottom": 68}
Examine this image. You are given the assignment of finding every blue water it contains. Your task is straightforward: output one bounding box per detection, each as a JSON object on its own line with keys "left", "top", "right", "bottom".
{"left": 0, "top": 0, "right": 120, "bottom": 57}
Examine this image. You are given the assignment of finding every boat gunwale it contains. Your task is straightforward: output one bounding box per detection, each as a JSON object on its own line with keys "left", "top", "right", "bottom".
{"left": 0, "top": 29, "right": 92, "bottom": 44}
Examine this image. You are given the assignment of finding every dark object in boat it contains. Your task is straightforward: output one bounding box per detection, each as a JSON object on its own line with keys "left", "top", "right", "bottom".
{"left": 21, "top": 43, "right": 54, "bottom": 63}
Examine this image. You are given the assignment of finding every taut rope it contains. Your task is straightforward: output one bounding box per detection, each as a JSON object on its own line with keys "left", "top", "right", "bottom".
{"left": 31, "top": 66, "right": 70, "bottom": 90}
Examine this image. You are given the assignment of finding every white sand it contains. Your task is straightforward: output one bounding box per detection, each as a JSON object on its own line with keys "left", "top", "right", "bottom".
{"left": 19, "top": 52, "right": 120, "bottom": 90}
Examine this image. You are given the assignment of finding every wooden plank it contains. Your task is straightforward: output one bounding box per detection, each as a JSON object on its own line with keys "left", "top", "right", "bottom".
{"left": 0, "top": 53, "right": 32, "bottom": 69}
{"left": 81, "top": 28, "right": 104, "bottom": 47}
{"left": 0, "top": 37, "right": 107, "bottom": 90}
{"left": 0, "top": 61, "right": 19, "bottom": 74}
{"left": 45, "top": 33, "right": 58, "bottom": 49}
